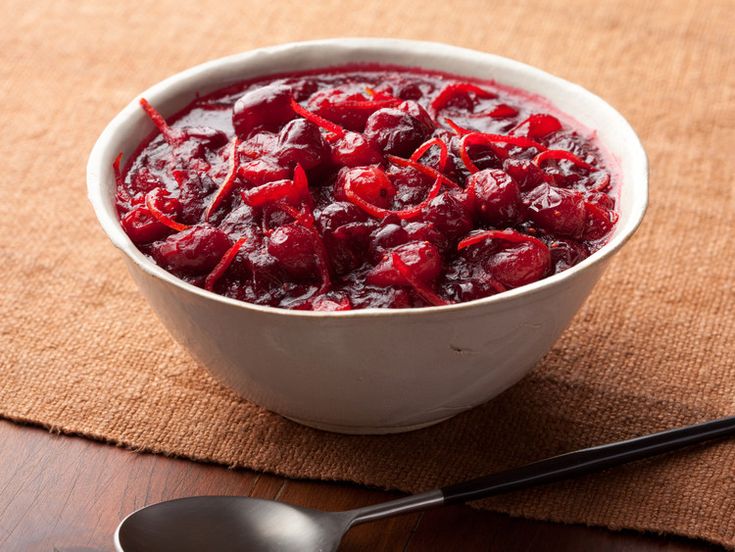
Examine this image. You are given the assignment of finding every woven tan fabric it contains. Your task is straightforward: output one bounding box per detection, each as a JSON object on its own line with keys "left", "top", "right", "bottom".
{"left": 2, "top": 0, "right": 734, "bottom": 547}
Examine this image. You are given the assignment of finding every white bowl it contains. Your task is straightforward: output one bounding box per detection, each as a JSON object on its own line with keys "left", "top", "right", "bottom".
{"left": 87, "top": 39, "right": 647, "bottom": 434}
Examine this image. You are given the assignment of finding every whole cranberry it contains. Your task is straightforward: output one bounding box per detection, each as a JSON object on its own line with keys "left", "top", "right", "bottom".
{"left": 275, "top": 119, "right": 328, "bottom": 169}
{"left": 121, "top": 205, "right": 172, "bottom": 244}
{"left": 368, "top": 223, "right": 410, "bottom": 262}
{"left": 307, "top": 88, "right": 372, "bottom": 131}
{"left": 586, "top": 191, "right": 615, "bottom": 210}
{"left": 524, "top": 183, "right": 587, "bottom": 239}
{"left": 550, "top": 239, "right": 589, "bottom": 271}
{"left": 315, "top": 201, "right": 368, "bottom": 234}
{"left": 266, "top": 223, "right": 317, "bottom": 279}
{"left": 154, "top": 224, "right": 232, "bottom": 275}
{"left": 403, "top": 221, "right": 448, "bottom": 251}
{"left": 180, "top": 126, "right": 229, "bottom": 150}
{"left": 334, "top": 166, "right": 396, "bottom": 208}
{"left": 487, "top": 241, "right": 551, "bottom": 288}
{"left": 330, "top": 131, "right": 383, "bottom": 167}
{"left": 467, "top": 169, "right": 521, "bottom": 226}
{"left": 238, "top": 157, "right": 291, "bottom": 187}
{"left": 463, "top": 142, "right": 506, "bottom": 171}
{"left": 240, "top": 131, "right": 279, "bottom": 159}
{"left": 388, "top": 165, "right": 434, "bottom": 206}
{"left": 328, "top": 221, "right": 375, "bottom": 274}
{"left": 583, "top": 201, "right": 618, "bottom": 240}
{"left": 518, "top": 114, "right": 562, "bottom": 141}
{"left": 232, "top": 84, "right": 295, "bottom": 138}
{"left": 422, "top": 190, "right": 474, "bottom": 241}
{"left": 366, "top": 241, "right": 442, "bottom": 287}
{"left": 503, "top": 158, "right": 548, "bottom": 191}
{"left": 396, "top": 100, "right": 434, "bottom": 131}
{"left": 397, "top": 83, "right": 424, "bottom": 101}
{"left": 363, "top": 107, "right": 432, "bottom": 157}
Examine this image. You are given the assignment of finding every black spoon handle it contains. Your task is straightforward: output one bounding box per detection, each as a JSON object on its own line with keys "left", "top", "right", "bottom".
{"left": 441, "top": 415, "right": 735, "bottom": 505}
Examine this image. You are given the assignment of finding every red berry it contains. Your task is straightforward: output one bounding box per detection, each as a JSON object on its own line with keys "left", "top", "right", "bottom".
{"left": 423, "top": 190, "right": 474, "bottom": 241}
{"left": 367, "top": 241, "right": 442, "bottom": 287}
{"left": 516, "top": 114, "right": 562, "bottom": 141}
{"left": 467, "top": 169, "right": 521, "bottom": 226}
{"left": 368, "top": 222, "right": 410, "bottom": 261}
{"left": 329, "top": 131, "right": 383, "bottom": 167}
{"left": 524, "top": 183, "right": 587, "bottom": 239}
{"left": 232, "top": 84, "right": 295, "bottom": 138}
{"left": 238, "top": 157, "right": 291, "bottom": 187}
{"left": 503, "top": 158, "right": 548, "bottom": 191}
{"left": 487, "top": 240, "right": 551, "bottom": 288}
{"left": 334, "top": 166, "right": 397, "bottom": 209}
{"left": 364, "top": 107, "right": 432, "bottom": 157}
{"left": 266, "top": 223, "right": 318, "bottom": 279}
{"left": 307, "top": 88, "right": 373, "bottom": 131}
{"left": 550, "top": 239, "right": 589, "bottom": 271}
{"left": 121, "top": 205, "right": 172, "bottom": 244}
{"left": 316, "top": 201, "right": 368, "bottom": 234}
{"left": 275, "top": 119, "right": 328, "bottom": 169}
{"left": 154, "top": 224, "right": 232, "bottom": 274}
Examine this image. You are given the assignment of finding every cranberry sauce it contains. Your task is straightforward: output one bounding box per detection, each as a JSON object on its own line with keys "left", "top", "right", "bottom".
{"left": 115, "top": 66, "right": 618, "bottom": 311}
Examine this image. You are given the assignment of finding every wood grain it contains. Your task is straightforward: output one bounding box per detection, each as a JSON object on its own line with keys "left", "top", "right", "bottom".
{"left": 0, "top": 421, "right": 719, "bottom": 551}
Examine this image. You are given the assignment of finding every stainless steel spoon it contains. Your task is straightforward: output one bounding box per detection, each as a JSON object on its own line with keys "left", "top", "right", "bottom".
{"left": 115, "top": 415, "right": 735, "bottom": 552}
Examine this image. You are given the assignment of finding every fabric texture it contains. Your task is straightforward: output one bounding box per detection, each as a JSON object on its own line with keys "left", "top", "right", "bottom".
{"left": 1, "top": 0, "right": 734, "bottom": 547}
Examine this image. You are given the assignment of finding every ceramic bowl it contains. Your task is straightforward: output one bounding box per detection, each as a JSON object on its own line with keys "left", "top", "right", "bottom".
{"left": 87, "top": 38, "right": 647, "bottom": 434}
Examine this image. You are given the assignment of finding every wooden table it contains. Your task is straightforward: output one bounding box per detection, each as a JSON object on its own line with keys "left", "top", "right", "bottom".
{"left": 0, "top": 420, "right": 719, "bottom": 551}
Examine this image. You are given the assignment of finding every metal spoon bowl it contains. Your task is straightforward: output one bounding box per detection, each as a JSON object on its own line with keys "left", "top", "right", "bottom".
{"left": 116, "top": 416, "right": 735, "bottom": 552}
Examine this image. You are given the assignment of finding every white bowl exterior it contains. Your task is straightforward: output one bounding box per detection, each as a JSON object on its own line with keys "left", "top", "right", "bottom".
{"left": 88, "top": 39, "right": 647, "bottom": 433}
{"left": 126, "top": 256, "right": 607, "bottom": 431}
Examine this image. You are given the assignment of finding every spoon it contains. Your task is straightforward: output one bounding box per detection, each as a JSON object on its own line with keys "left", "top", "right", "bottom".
{"left": 115, "top": 415, "right": 735, "bottom": 552}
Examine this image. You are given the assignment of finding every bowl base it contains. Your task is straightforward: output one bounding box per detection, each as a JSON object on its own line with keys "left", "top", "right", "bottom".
{"left": 282, "top": 414, "right": 458, "bottom": 434}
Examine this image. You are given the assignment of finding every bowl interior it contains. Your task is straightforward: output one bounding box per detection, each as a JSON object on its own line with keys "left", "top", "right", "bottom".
{"left": 88, "top": 38, "right": 647, "bottom": 316}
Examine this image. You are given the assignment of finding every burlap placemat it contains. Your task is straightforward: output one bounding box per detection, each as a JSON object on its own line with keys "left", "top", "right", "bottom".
{"left": 2, "top": 0, "right": 734, "bottom": 547}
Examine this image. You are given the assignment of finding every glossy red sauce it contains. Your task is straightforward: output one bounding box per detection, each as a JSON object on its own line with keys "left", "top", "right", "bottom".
{"left": 115, "top": 65, "right": 618, "bottom": 310}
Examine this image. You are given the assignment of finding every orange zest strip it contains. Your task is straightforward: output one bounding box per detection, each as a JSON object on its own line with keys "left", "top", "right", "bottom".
{"left": 469, "top": 104, "right": 519, "bottom": 119}
{"left": 289, "top": 97, "right": 346, "bottom": 139}
{"left": 144, "top": 190, "right": 189, "bottom": 232}
{"left": 364, "top": 86, "right": 396, "bottom": 100}
{"left": 206, "top": 137, "right": 242, "bottom": 220}
{"left": 113, "top": 152, "right": 124, "bottom": 188}
{"left": 112, "top": 152, "right": 132, "bottom": 202}
{"left": 386, "top": 155, "right": 460, "bottom": 189}
{"left": 391, "top": 253, "right": 449, "bottom": 307}
{"left": 204, "top": 237, "right": 247, "bottom": 291}
{"left": 533, "top": 149, "right": 595, "bottom": 171}
{"left": 139, "top": 98, "right": 179, "bottom": 145}
{"left": 293, "top": 163, "right": 314, "bottom": 209}
{"left": 344, "top": 176, "right": 442, "bottom": 221}
{"left": 242, "top": 179, "right": 297, "bottom": 207}
{"left": 430, "top": 83, "right": 496, "bottom": 114}
{"left": 410, "top": 137, "right": 449, "bottom": 172}
{"left": 457, "top": 229, "right": 548, "bottom": 252}
{"left": 242, "top": 164, "right": 312, "bottom": 211}
{"left": 459, "top": 132, "right": 549, "bottom": 174}
{"left": 444, "top": 117, "right": 474, "bottom": 136}
{"left": 328, "top": 98, "right": 402, "bottom": 110}
{"left": 458, "top": 133, "right": 509, "bottom": 174}
{"left": 473, "top": 132, "right": 548, "bottom": 150}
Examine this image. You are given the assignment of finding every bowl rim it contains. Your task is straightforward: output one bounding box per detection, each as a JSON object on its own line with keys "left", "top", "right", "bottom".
{"left": 87, "top": 37, "right": 648, "bottom": 319}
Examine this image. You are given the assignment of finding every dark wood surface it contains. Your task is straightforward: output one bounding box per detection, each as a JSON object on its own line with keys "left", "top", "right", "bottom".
{"left": 0, "top": 420, "right": 719, "bottom": 552}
